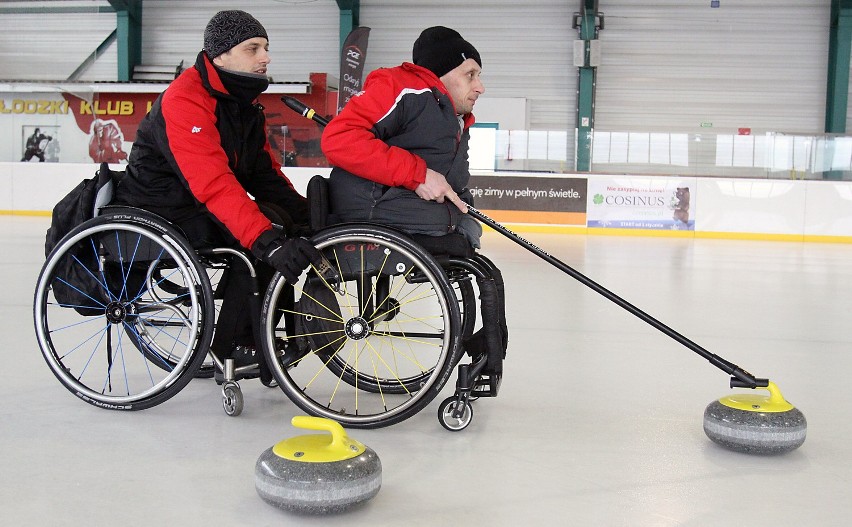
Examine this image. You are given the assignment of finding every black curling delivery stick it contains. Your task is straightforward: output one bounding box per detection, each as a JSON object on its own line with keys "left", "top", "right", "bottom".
{"left": 282, "top": 95, "right": 767, "bottom": 389}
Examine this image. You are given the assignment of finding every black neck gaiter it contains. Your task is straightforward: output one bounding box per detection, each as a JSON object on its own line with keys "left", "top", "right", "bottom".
{"left": 217, "top": 67, "right": 270, "bottom": 106}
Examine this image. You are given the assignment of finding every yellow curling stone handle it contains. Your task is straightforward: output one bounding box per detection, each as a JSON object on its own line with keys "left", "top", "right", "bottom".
{"left": 272, "top": 416, "right": 367, "bottom": 462}
{"left": 718, "top": 381, "right": 795, "bottom": 413}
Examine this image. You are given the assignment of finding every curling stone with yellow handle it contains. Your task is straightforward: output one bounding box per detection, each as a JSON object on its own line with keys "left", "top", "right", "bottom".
{"left": 255, "top": 416, "right": 382, "bottom": 513}
{"left": 703, "top": 381, "right": 807, "bottom": 455}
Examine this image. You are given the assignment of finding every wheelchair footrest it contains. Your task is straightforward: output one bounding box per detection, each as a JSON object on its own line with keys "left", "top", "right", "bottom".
{"left": 454, "top": 359, "right": 501, "bottom": 399}
{"left": 471, "top": 373, "right": 501, "bottom": 398}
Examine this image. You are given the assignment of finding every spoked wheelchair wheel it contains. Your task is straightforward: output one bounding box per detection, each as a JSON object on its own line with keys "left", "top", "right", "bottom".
{"left": 33, "top": 210, "right": 214, "bottom": 411}
{"left": 260, "top": 224, "right": 464, "bottom": 429}
{"left": 122, "top": 258, "right": 223, "bottom": 379}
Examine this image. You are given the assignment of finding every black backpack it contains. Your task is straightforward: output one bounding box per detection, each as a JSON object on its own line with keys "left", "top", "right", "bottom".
{"left": 44, "top": 163, "right": 119, "bottom": 315}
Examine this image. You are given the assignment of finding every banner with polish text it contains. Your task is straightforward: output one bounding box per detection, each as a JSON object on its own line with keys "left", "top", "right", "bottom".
{"left": 468, "top": 174, "right": 587, "bottom": 225}
{"left": 337, "top": 26, "right": 371, "bottom": 114}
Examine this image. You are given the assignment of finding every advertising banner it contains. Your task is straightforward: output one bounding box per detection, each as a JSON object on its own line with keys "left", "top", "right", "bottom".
{"left": 1, "top": 73, "right": 335, "bottom": 167}
{"left": 1, "top": 91, "right": 158, "bottom": 164}
{"left": 468, "top": 174, "right": 587, "bottom": 225}
{"left": 337, "top": 26, "right": 370, "bottom": 114}
{"left": 586, "top": 176, "right": 696, "bottom": 230}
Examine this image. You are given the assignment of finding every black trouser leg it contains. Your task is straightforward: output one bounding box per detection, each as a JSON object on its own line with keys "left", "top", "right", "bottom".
{"left": 210, "top": 261, "right": 256, "bottom": 357}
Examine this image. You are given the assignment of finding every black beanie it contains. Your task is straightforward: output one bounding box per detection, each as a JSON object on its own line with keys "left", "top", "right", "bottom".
{"left": 412, "top": 26, "right": 481, "bottom": 78}
{"left": 204, "top": 10, "right": 268, "bottom": 59}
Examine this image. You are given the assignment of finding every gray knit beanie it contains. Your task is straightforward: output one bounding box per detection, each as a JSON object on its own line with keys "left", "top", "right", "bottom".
{"left": 203, "top": 10, "right": 268, "bottom": 59}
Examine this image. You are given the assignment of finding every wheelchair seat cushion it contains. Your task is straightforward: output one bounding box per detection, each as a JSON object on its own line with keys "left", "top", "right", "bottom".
{"left": 410, "top": 232, "right": 475, "bottom": 259}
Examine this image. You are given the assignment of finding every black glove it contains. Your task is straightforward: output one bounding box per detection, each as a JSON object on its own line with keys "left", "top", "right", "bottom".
{"left": 251, "top": 230, "right": 322, "bottom": 284}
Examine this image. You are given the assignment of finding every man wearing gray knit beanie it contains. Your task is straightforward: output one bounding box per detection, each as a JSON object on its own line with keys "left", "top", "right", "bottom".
{"left": 204, "top": 9, "right": 268, "bottom": 60}
{"left": 115, "top": 10, "right": 320, "bottom": 384}
{"left": 202, "top": 9, "right": 272, "bottom": 81}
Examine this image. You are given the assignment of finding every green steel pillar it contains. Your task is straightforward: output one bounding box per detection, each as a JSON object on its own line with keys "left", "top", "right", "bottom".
{"left": 110, "top": 1, "right": 142, "bottom": 82}
{"left": 573, "top": 1, "right": 602, "bottom": 172}
{"left": 336, "top": 0, "right": 360, "bottom": 50}
{"left": 824, "top": 0, "right": 852, "bottom": 179}
{"left": 826, "top": 0, "right": 852, "bottom": 134}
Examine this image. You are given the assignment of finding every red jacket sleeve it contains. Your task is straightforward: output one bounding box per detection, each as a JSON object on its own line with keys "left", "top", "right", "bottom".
{"left": 321, "top": 69, "right": 427, "bottom": 190}
{"left": 160, "top": 88, "right": 272, "bottom": 248}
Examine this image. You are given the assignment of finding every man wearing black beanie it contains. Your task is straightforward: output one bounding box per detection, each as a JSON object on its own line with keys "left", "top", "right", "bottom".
{"left": 323, "top": 25, "right": 484, "bottom": 246}
{"left": 413, "top": 26, "right": 482, "bottom": 80}
{"left": 323, "top": 26, "right": 508, "bottom": 376}
{"left": 115, "top": 10, "right": 321, "bottom": 383}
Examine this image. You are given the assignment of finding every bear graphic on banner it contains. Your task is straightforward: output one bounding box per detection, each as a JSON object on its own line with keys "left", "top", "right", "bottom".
{"left": 671, "top": 187, "right": 690, "bottom": 225}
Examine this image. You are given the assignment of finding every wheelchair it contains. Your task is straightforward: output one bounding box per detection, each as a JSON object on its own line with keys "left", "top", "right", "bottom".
{"left": 34, "top": 171, "right": 506, "bottom": 430}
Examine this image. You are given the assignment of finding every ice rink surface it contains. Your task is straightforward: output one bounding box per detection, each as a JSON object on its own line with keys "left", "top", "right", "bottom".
{"left": 4, "top": 214, "right": 851, "bottom": 526}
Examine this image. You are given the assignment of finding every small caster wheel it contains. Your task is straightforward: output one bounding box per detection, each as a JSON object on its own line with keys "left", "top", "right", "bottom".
{"left": 438, "top": 396, "right": 473, "bottom": 431}
{"left": 222, "top": 381, "right": 243, "bottom": 416}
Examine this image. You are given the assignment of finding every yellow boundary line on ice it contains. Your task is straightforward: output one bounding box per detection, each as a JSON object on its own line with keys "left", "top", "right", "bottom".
{"left": 482, "top": 222, "right": 852, "bottom": 244}
{"left": 2, "top": 210, "right": 51, "bottom": 217}
{"left": 6, "top": 209, "right": 852, "bottom": 244}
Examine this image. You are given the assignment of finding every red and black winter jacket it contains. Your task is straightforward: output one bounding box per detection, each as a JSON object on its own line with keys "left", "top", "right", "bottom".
{"left": 322, "top": 62, "right": 475, "bottom": 189}
{"left": 116, "top": 51, "right": 306, "bottom": 249}
{"left": 321, "top": 62, "right": 475, "bottom": 229}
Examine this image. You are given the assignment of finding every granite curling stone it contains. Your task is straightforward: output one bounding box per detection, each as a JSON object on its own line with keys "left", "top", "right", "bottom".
{"left": 703, "top": 381, "right": 806, "bottom": 455}
{"left": 255, "top": 416, "right": 382, "bottom": 514}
